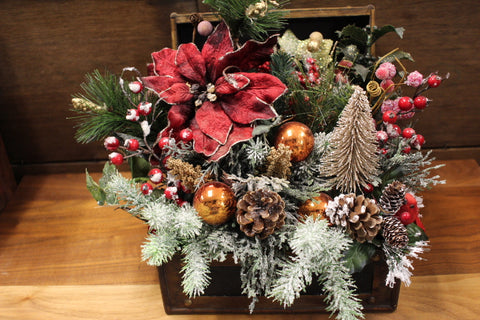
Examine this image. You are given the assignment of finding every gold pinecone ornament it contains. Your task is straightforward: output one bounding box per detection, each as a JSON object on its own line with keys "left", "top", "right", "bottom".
{"left": 325, "top": 194, "right": 383, "bottom": 243}
{"left": 379, "top": 181, "right": 407, "bottom": 214}
{"left": 236, "top": 189, "right": 286, "bottom": 239}
{"left": 382, "top": 216, "right": 409, "bottom": 249}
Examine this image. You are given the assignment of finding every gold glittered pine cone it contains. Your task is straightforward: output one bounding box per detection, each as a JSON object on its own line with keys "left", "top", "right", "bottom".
{"left": 326, "top": 193, "right": 382, "bottom": 243}
{"left": 379, "top": 181, "right": 407, "bottom": 215}
{"left": 236, "top": 189, "right": 286, "bottom": 239}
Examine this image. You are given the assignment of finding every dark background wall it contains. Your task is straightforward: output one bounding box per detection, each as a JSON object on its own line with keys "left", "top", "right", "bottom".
{"left": 0, "top": 0, "right": 478, "bottom": 177}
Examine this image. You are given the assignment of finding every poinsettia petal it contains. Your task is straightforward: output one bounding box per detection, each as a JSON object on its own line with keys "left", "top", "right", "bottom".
{"left": 160, "top": 82, "right": 194, "bottom": 105}
{"left": 214, "top": 35, "right": 278, "bottom": 80}
{"left": 215, "top": 73, "right": 250, "bottom": 96}
{"left": 209, "top": 124, "right": 253, "bottom": 162}
{"left": 220, "top": 72, "right": 286, "bottom": 124}
{"left": 142, "top": 75, "right": 181, "bottom": 96}
{"left": 167, "top": 104, "right": 194, "bottom": 129}
{"left": 202, "top": 22, "right": 234, "bottom": 81}
{"left": 151, "top": 48, "right": 180, "bottom": 77}
{"left": 176, "top": 43, "right": 206, "bottom": 86}
{"left": 191, "top": 118, "right": 220, "bottom": 157}
{"left": 195, "top": 101, "right": 232, "bottom": 145}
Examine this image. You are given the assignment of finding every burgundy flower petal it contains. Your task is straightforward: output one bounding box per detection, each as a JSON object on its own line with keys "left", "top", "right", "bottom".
{"left": 213, "top": 35, "right": 278, "bottom": 80}
{"left": 160, "top": 82, "right": 194, "bottom": 105}
{"left": 176, "top": 43, "right": 206, "bottom": 86}
{"left": 215, "top": 73, "right": 250, "bottom": 96}
{"left": 191, "top": 118, "right": 220, "bottom": 157}
{"left": 142, "top": 75, "right": 181, "bottom": 96}
{"left": 195, "top": 101, "right": 232, "bottom": 145}
{"left": 209, "top": 124, "right": 254, "bottom": 162}
{"left": 201, "top": 22, "right": 234, "bottom": 81}
{"left": 167, "top": 104, "right": 194, "bottom": 129}
{"left": 220, "top": 73, "right": 287, "bottom": 124}
{"left": 151, "top": 48, "right": 180, "bottom": 78}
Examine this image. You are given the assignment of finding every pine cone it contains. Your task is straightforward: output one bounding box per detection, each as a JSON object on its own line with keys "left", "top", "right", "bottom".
{"left": 326, "top": 194, "right": 382, "bottom": 243}
{"left": 382, "top": 216, "right": 409, "bottom": 248}
{"left": 379, "top": 181, "right": 406, "bottom": 214}
{"left": 236, "top": 189, "right": 286, "bottom": 239}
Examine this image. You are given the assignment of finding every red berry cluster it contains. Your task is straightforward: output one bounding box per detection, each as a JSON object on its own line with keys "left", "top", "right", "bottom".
{"left": 297, "top": 58, "right": 322, "bottom": 86}
{"left": 105, "top": 136, "right": 141, "bottom": 165}
{"left": 376, "top": 123, "right": 426, "bottom": 156}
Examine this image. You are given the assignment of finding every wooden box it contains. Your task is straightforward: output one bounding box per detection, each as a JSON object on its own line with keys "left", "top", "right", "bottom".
{"left": 157, "top": 252, "right": 400, "bottom": 314}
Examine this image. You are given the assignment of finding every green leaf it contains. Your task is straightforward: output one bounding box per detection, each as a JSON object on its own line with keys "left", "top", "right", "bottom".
{"left": 129, "top": 156, "right": 151, "bottom": 179}
{"left": 381, "top": 50, "right": 414, "bottom": 63}
{"left": 407, "top": 223, "right": 429, "bottom": 244}
{"left": 353, "top": 64, "right": 371, "bottom": 82}
{"left": 343, "top": 241, "right": 377, "bottom": 274}
{"left": 99, "top": 162, "right": 118, "bottom": 188}
{"left": 338, "top": 25, "right": 369, "bottom": 47}
{"left": 86, "top": 169, "right": 106, "bottom": 205}
{"left": 371, "top": 25, "right": 405, "bottom": 44}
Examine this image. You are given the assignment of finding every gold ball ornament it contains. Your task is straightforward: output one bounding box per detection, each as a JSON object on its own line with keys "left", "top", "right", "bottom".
{"left": 275, "top": 121, "right": 315, "bottom": 162}
{"left": 193, "top": 182, "right": 237, "bottom": 226}
{"left": 309, "top": 31, "right": 323, "bottom": 42}
{"left": 307, "top": 40, "right": 321, "bottom": 52}
{"left": 298, "top": 193, "right": 333, "bottom": 221}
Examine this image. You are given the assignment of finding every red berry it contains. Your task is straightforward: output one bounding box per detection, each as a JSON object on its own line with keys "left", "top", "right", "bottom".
{"left": 158, "top": 137, "right": 171, "bottom": 150}
{"left": 162, "top": 155, "right": 171, "bottom": 169}
{"left": 402, "top": 146, "right": 411, "bottom": 154}
{"left": 376, "top": 130, "right": 388, "bottom": 143}
{"left": 427, "top": 75, "right": 442, "bottom": 88}
{"left": 415, "top": 134, "right": 426, "bottom": 146}
{"left": 398, "top": 211, "right": 414, "bottom": 225}
{"left": 179, "top": 129, "right": 193, "bottom": 143}
{"left": 398, "top": 96, "right": 414, "bottom": 111}
{"left": 363, "top": 183, "right": 374, "bottom": 193}
{"left": 380, "top": 79, "right": 395, "bottom": 93}
{"left": 176, "top": 198, "right": 188, "bottom": 207}
{"left": 109, "top": 152, "right": 124, "bottom": 165}
{"left": 382, "top": 110, "right": 398, "bottom": 124}
{"left": 392, "top": 124, "right": 402, "bottom": 136}
{"left": 141, "top": 183, "right": 154, "bottom": 195}
{"left": 413, "top": 96, "right": 428, "bottom": 109}
{"left": 124, "top": 139, "right": 140, "bottom": 151}
{"left": 128, "top": 81, "right": 143, "bottom": 93}
{"left": 164, "top": 186, "right": 178, "bottom": 200}
{"left": 402, "top": 127, "right": 416, "bottom": 139}
{"left": 137, "top": 101, "right": 152, "bottom": 116}
{"left": 380, "top": 148, "right": 388, "bottom": 155}
{"left": 148, "top": 168, "right": 164, "bottom": 184}
{"left": 126, "top": 109, "right": 140, "bottom": 121}
{"left": 104, "top": 136, "right": 120, "bottom": 151}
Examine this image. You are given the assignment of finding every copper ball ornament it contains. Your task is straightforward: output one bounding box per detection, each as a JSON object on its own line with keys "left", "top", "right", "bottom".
{"left": 275, "top": 121, "right": 315, "bottom": 162}
{"left": 193, "top": 182, "right": 237, "bottom": 225}
{"left": 298, "top": 193, "right": 333, "bottom": 221}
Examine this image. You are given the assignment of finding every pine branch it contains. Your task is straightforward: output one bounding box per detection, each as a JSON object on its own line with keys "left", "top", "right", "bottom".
{"left": 142, "top": 233, "right": 179, "bottom": 266}
{"left": 181, "top": 241, "right": 212, "bottom": 298}
{"left": 383, "top": 241, "right": 429, "bottom": 287}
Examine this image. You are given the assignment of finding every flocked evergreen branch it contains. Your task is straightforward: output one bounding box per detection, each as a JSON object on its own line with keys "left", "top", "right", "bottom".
{"left": 142, "top": 233, "right": 179, "bottom": 266}
{"left": 181, "top": 241, "right": 212, "bottom": 298}
{"left": 383, "top": 240, "right": 430, "bottom": 287}
{"left": 269, "top": 217, "right": 363, "bottom": 320}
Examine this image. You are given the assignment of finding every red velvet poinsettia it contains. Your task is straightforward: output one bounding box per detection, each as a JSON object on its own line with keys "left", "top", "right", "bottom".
{"left": 142, "top": 22, "right": 287, "bottom": 161}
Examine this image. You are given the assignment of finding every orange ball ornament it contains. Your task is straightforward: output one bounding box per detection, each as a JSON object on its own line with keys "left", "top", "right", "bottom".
{"left": 193, "top": 182, "right": 237, "bottom": 226}
{"left": 298, "top": 193, "right": 333, "bottom": 221}
{"left": 275, "top": 121, "right": 315, "bottom": 162}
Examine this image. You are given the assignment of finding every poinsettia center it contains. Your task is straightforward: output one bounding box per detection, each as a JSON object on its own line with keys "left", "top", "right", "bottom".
{"left": 189, "top": 83, "right": 217, "bottom": 107}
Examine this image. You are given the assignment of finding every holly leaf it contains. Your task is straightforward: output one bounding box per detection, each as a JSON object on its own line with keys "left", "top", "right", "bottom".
{"left": 353, "top": 64, "right": 371, "bottom": 82}
{"left": 371, "top": 25, "right": 405, "bottom": 45}
{"left": 381, "top": 50, "right": 414, "bottom": 63}
{"left": 343, "top": 241, "right": 377, "bottom": 274}
{"left": 337, "top": 25, "right": 369, "bottom": 49}
{"left": 86, "top": 169, "right": 106, "bottom": 205}
{"left": 129, "top": 156, "right": 151, "bottom": 179}
{"left": 407, "top": 223, "right": 429, "bottom": 244}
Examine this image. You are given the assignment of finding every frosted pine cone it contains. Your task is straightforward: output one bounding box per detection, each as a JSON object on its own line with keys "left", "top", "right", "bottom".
{"left": 326, "top": 194, "right": 383, "bottom": 243}
{"left": 236, "top": 189, "right": 286, "bottom": 239}
{"left": 379, "top": 181, "right": 406, "bottom": 214}
{"left": 382, "top": 216, "right": 409, "bottom": 248}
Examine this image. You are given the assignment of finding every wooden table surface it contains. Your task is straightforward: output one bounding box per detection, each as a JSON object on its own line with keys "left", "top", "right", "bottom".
{"left": 1, "top": 159, "right": 479, "bottom": 319}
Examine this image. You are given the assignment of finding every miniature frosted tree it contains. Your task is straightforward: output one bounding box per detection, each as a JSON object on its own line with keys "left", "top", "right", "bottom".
{"left": 322, "top": 86, "right": 379, "bottom": 193}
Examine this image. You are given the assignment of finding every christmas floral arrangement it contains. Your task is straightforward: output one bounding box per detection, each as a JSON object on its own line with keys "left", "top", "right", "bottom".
{"left": 71, "top": 1, "right": 447, "bottom": 319}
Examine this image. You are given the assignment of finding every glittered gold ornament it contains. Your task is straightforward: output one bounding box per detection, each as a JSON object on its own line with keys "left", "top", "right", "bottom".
{"left": 275, "top": 121, "right": 314, "bottom": 162}
{"left": 307, "top": 40, "right": 321, "bottom": 52}
{"left": 298, "top": 193, "right": 333, "bottom": 221}
{"left": 193, "top": 182, "right": 237, "bottom": 225}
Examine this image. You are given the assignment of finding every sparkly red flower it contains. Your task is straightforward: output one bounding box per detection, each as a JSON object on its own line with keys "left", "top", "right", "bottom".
{"left": 142, "top": 22, "right": 287, "bottom": 161}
